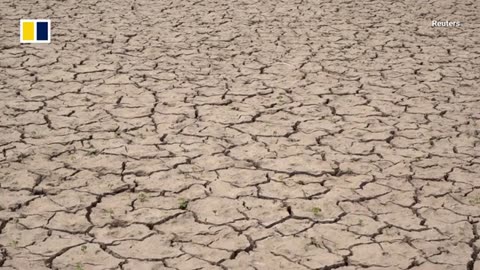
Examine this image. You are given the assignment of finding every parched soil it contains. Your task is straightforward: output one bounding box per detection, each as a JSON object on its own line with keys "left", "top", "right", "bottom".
{"left": 0, "top": 0, "right": 479, "bottom": 269}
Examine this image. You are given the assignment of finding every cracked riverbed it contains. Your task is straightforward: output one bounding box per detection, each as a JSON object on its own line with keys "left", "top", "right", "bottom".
{"left": 0, "top": 0, "right": 479, "bottom": 269}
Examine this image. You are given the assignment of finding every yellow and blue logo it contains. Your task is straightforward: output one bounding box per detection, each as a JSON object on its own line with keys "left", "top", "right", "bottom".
{"left": 20, "top": 19, "right": 51, "bottom": 43}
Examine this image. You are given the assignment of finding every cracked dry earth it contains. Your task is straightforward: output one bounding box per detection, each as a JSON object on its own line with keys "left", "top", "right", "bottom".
{"left": 0, "top": 0, "right": 480, "bottom": 270}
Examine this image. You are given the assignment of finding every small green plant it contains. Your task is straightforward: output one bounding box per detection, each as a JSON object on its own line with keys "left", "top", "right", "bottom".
{"left": 104, "top": 208, "right": 114, "bottom": 215}
{"left": 81, "top": 245, "right": 87, "bottom": 253}
{"left": 312, "top": 207, "right": 322, "bottom": 216}
{"left": 469, "top": 196, "right": 480, "bottom": 205}
{"left": 179, "top": 198, "right": 189, "bottom": 210}
{"left": 138, "top": 193, "right": 147, "bottom": 202}
{"left": 10, "top": 240, "right": 18, "bottom": 247}
{"left": 75, "top": 263, "right": 84, "bottom": 270}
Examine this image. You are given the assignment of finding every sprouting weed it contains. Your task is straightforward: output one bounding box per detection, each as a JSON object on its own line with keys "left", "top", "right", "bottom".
{"left": 75, "top": 263, "right": 84, "bottom": 270}
{"left": 10, "top": 240, "right": 18, "bottom": 247}
{"left": 469, "top": 196, "right": 480, "bottom": 205}
{"left": 179, "top": 198, "right": 189, "bottom": 210}
{"left": 104, "top": 208, "right": 114, "bottom": 215}
{"left": 81, "top": 245, "right": 87, "bottom": 253}
{"left": 138, "top": 193, "right": 147, "bottom": 202}
{"left": 312, "top": 207, "right": 322, "bottom": 216}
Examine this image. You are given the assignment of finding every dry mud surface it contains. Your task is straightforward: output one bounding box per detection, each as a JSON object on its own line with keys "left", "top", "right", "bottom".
{"left": 1, "top": 0, "right": 480, "bottom": 269}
